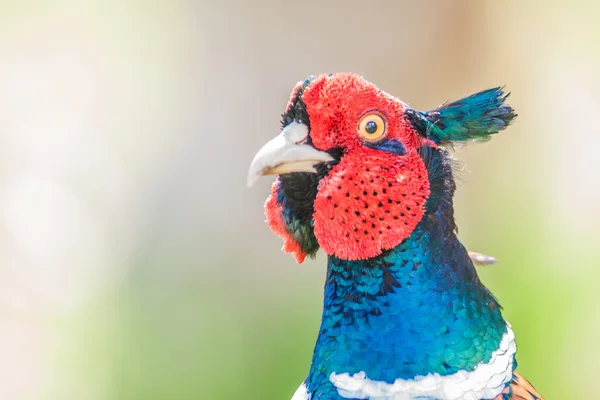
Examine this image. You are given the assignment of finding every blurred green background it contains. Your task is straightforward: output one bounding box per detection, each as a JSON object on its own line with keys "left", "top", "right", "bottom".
{"left": 1, "top": 1, "right": 598, "bottom": 399}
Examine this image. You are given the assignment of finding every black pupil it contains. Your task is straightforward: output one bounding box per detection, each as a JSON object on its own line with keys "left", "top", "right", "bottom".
{"left": 365, "top": 120, "right": 378, "bottom": 134}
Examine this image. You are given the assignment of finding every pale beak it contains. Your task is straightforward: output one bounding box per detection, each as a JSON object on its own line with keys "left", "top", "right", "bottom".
{"left": 247, "top": 122, "right": 334, "bottom": 187}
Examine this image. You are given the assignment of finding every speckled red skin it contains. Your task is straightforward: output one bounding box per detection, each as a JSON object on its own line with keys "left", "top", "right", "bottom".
{"left": 308, "top": 74, "right": 430, "bottom": 260}
{"left": 313, "top": 149, "right": 429, "bottom": 260}
{"left": 266, "top": 73, "right": 433, "bottom": 261}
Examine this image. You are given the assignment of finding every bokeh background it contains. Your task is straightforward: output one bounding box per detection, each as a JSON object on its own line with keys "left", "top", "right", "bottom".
{"left": 1, "top": 1, "right": 598, "bottom": 399}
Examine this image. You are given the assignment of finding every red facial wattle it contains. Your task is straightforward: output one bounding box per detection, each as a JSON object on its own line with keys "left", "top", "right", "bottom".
{"left": 303, "top": 74, "right": 431, "bottom": 260}
{"left": 313, "top": 149, "right": 429, "bottom": 260}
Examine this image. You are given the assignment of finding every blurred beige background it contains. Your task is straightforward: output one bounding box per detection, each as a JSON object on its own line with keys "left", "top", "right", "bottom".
{"left": 1, "top": 1, "right": 599, "bottom": 399}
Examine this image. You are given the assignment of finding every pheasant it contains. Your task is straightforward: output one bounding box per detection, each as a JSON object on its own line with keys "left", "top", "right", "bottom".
{"left": 248, "top": 73, "right": 542, "bottom": 400}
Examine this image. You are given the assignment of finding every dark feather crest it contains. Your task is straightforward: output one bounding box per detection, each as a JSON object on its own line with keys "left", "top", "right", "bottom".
{"left": 406, "top": 87, "right": 516, "bottom": 144}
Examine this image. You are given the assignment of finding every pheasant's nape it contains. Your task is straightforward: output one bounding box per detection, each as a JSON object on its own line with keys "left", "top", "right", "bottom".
{"left": 247, "top": 73, "right": 542, "bottom": 400}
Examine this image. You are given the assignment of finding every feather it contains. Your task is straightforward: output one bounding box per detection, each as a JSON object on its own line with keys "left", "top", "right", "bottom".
{"left": 468, "top": 251, "right": 498, "bottom": 266}
{"left": 493, "top": 372, "right": 544, "bottom": 400}
{"left": 406, "top": 87, "right": 517, "bottom": 144}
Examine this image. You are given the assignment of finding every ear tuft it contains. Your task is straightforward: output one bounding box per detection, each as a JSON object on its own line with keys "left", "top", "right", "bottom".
{"left": 406, "top": 87, "right": 516, "bottom": 144}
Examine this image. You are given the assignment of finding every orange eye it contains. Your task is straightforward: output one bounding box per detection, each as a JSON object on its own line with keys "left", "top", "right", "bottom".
{"left": 358, "top": 113, "right": 386, "bottom": 141}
